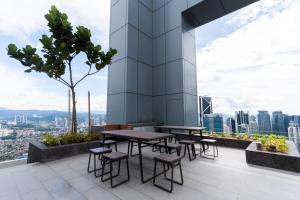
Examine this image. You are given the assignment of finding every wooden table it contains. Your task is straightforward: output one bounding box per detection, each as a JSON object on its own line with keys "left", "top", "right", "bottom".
{"left": 155, "top": 125, "right": 206, "bottom": 136}
{"left": 101, "top": 129, "right": 172, "bottom": 183}
{"left": 155, "top": 126, "right": 206, "bottom": 149}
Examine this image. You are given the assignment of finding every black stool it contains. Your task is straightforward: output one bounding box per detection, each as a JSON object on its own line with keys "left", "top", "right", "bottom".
{"left": 153, "top": 154, "right": 184, "bottom": 193}
{"left": 87, "top": 147, "right": 112, "bottom": 177}
{"left": 179, "top": 140, "right": 197, "bottom": 161}
{"left": 155, "top": 142, "right": 181, "bottom": 156}
{"left": 101, "top": 139, "right": 118, "bottom": 152}
{"left": 200, "top": 139, "right": 218, "bottom": 159}
{"left": 101, "top": 152, "right": 130, "bottom": 188}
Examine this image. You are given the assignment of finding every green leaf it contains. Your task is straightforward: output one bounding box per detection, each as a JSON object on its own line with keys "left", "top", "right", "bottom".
{"left": 24, "top": 69, "right": 32, "bottom": 73}
{"left": 95, "top": 63, "right": 101, "bottom": 70}
{"left": 7, "top": 44, "right": 18, "bottom": 56}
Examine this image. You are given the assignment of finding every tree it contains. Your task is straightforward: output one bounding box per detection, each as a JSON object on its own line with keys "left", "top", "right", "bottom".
{"left": 7, "top": 6, "right": 117, "bottom": 134}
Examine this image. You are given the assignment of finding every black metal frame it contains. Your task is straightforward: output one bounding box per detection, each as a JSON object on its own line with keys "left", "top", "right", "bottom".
{"left": 102, "top": 133, "right": 169, "bottom": 184}
{"left": 101, "top": 156, "right": 130, "bottom": 188}
{"left": 156, "top": 143, "right": 182, "bottom": 156}
{"left": 87, "top": 151, "right": 111, "bottom": 177}
{"left": 104, "top": 143, "right": 118, "bottom": 152}
{"left": 153, "top": 159, "right": 184, "bottom": 193}
{"left": 138, "top": 138, "right": 169, "bottom": 183}
{"left": 161, "top": 127, "right": 206, "bottom": 150}
{"left": 200, "top": 141, "right": 219, "bottom": 159}
{"left": 182, "top": 143, "right": 196, "bottom": 161}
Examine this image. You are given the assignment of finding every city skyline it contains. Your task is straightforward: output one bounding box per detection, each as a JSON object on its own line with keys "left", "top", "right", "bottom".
{"left": 0, "top": 0, "right": 299, "bottom": 114}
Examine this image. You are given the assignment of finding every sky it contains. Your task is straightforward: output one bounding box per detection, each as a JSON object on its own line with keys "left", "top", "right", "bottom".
{"left": 0, "top": 0, "right": 299, "bottom": 115}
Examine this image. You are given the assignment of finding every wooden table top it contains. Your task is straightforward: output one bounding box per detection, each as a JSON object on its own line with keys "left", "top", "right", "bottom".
{"left": 101, "top": 130, "right": 172, "bottom": 141}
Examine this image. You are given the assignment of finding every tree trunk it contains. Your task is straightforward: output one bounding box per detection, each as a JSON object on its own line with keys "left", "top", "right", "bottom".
{"left": 71, "top": 88, "right": 77, "bottom": 134}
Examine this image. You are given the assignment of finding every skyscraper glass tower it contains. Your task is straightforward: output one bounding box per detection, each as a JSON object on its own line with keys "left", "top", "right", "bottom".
{"left": 235, "top": 111, "right": 249, "bottom": 133}
{"left": 203, "top": 114, "right": 223, "bottom": 133}
{"left": 272, "top": 111, "right": 287, "bottom": 136}
{"left": 257, "top": 111, "right": 271, "bottom": 134}
{"left": 199, "top": 96, "right": 213, "bottom": 126}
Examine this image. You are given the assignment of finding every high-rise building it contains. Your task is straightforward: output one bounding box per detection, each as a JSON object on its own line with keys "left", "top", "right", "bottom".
{"left": 249, "top": 115, "right": 258, "bottom": 135}
{"left": 203, "top": 114, "right": 223, "bottom": 133}
{"left": 272, "top": 111, "right": 287, "bottom": 136}
{"left": 284, "top": 114, "right": 290, "bottom": 133}
{"left": 235, "top": 111, "right": 249, "bottom": 133}
{"left": 14, "top": 115, "right": 27, "bottom": 125}
{"left": 288, "top": 122, "right": 300, "bottom": 150}
{"left": 257, "top": 111, "right": 271, "bottom": 134}
{"left": 199, "top": 96, "right": 213, "bottom": 126}
{"left": 290, "top": 115, "right": 300, "bottom": 125}
{"left": 226, "top": 117, "right": 236, "bottom": 133}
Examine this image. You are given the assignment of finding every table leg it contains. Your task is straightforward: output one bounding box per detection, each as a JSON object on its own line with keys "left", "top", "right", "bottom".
{"left": 164, "top": 138, "right": 168, "bottom": 153}
{"left": 200, "top": 130, "right": 205, "bottom": 151}
{"left": 101, "top": 134, "right": 106, "bottom": 147}
{"left": 138, "top": 140, "right": 144, "bottom": 183}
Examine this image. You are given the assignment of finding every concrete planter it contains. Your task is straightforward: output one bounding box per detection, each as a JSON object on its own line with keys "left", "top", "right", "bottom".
{"left": 246, "top": 141, "right": 300, "bottom": 173}
{"left": 202, "top": 136, "right": 252, "bottom": 149}
{"left": 27, "top": 140, "right": 101, "bottom": 164}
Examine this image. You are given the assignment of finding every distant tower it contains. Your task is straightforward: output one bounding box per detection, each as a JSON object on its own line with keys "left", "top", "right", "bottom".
{"left": 249, "top": 115, "right": 258, "bottom": 135}
{"left": 203, "top": 114, "right": 223, "bottom": 133}
{"left": 257, "top": 111, "right": 271, "bottom": 134}
{"left": 226, "top": 117, "right": 236, "bottom": 133}
{"left": 288, "top": 122, "right": 300, "bottom": 150}
{"left": 235, "top": 111, "right": 249, "bottom": 133}
{"left": 199, "top": 96, "right": 213, "bottom": 126}
{"left": 272, "top": 111, "right": 287, "bottom": 136}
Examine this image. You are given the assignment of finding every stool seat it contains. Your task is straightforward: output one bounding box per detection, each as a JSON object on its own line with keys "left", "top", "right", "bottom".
{"left": 201, "top": 139, "right": 217, "bottom": 143}
{"left": 103, "top": 152, "right": 129, "bottom": 161}
{"left": 101, "top": 139, "right": 117, "bottom": 144}
{"left": 101, "top": 139, "right": 118, "bottom": 152}
{"left": 156, "top": 142, "right": 181, "bottom": 148}
{"left": 200, "top": 139, "right": 218, "bottom": 159}
{"left": 89, "top": 147, "right": 112, "bottom": 154}
{"left": 143, "top": 140, "right": 161, "bottom": 145}
{"left": 179, "top": 140, "right": 196, "bottom": 144}
{"left": 154, "top": 153, "right": 181, "bottom": 163}
{"left": 155, "top": 142, "right": 181, "bottom": 156}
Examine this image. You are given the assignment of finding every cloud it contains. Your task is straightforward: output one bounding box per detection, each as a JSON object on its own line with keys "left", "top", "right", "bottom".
{"left": 0, "top": 62, "right": 106, "bottom": 112}
{"left": 226, "top": 0, "right": 295, "bottom": 27}
{"left": 0, "top": 0, "right": 110, "bottom": 45}
{"left": 197, "top": 0, "right": 300, "bottom": 115}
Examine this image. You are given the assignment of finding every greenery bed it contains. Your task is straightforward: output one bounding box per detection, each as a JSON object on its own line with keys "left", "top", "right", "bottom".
{"left": 42, "top": 132, "right": 101, "bottom": 146}
{"left": 205, "top": 133, "right": 288, "bottom": 153}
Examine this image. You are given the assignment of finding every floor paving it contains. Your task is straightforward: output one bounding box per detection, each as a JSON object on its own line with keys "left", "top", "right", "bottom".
{"left": 0, "top": 143, "right": 299, "bottom": 200}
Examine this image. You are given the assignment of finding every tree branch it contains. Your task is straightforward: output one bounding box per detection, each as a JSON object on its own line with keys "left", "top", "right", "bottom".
{"left": 54, "top": 77, "right": 71, "bottom": 88}
{"left": 58, "top": 77, "right": 71, "bottom": 87}
{"left": 74, "top": 64, "right": 92, "bottom": 87}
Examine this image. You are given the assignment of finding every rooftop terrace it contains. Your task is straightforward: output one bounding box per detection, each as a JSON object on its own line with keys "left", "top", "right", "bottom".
{"left": 1, "top": 143, "right": 299, "bottom": 200}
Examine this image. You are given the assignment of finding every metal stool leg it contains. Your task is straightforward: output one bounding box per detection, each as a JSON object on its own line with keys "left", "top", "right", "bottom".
{"left": 153, "top": 160, "right": 157, "bottom": 184}
{"left": 170, "top": 164, "right": 174, "bottom": 193}
{"left": 115, "top": 143, "right": 118, "bottom": 152}
{"left": 87, "top": 152, "right": 91, "bottom": 173}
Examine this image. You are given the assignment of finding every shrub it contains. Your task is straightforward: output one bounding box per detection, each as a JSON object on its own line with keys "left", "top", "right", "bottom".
{"left": 207, "top": 132, "right": 288, "bottom": 153}
{"left": 42, "top": 132, "right": 101, "bottom": 146}
{"left": 43, "top": 134, "right": 60, "bottom": 146}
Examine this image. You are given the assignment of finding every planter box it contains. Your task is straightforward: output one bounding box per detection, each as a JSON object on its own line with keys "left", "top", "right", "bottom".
{"left": 177, "top": 135, "right": 252, "bottom": 149}
{"left": 157, "top": 132, "right": 252, "bottom": 149}
{"left": 27, "top": 140, "right": 101, "bottom": 164}
{"left": 202, "top": 136, "right": 252, "bottom": 149}
{"left": 246, "top": 141, "right": 300, "bottom": 173}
